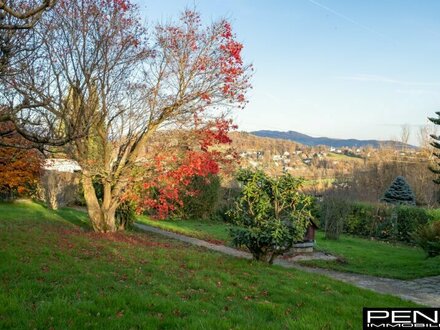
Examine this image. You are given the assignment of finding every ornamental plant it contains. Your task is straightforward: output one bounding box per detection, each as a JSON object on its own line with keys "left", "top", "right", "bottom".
{"left": 133, "top": 119, "right": 237, "bottom": 219}
{"left": 228, "top": 169, "right": 313, "bottom": 263}
{"left": 381, "top": 176, "right": 416, "bottom": 206}
{"left": 412, "top": 221, "right": 440, "bottom": 258}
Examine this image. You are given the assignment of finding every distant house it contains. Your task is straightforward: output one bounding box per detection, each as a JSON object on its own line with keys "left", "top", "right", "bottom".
{"left": 43, "top": 159, "right": 81, "bottom": 173}
{"left": 41, "top": 159, "right": 81, "bottom": 209}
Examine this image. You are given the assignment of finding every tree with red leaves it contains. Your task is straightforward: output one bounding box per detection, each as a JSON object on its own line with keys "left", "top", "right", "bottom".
{"left": 0, "top": 122, "right": 42, "bottom": 199}
{"left": 130, "top": 119, "right": 238, "bottom": 219}
{"left": 5, "top": 1, "right": 251, "bottom": 232}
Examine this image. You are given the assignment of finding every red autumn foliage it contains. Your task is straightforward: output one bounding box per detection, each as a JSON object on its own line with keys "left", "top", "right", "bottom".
{"left": 116, "top": 11, "right": 250, "bottom": 220}
{"left": 0, "top": 123, "right": 42, "bottom": 197}
{"left": 155, "top": 10, "right": 251, "bottom": 109}
{"left": 127, "top": 119, "right": 238, "bottom": 219}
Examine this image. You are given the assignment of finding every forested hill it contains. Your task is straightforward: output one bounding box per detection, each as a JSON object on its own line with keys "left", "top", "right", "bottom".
{"left": 251, "top": 130, "right": 415, "bottom": 149}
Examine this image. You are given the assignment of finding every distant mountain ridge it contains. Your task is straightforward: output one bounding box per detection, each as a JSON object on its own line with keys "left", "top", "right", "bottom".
{"left": 250, "top": 130, "right": 415, "bottom": 149}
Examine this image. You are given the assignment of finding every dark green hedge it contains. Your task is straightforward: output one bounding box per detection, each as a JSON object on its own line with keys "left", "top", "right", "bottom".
{"left": 180, "top": 174, "right": 221, "bottom": 220}
{"left": 319, "top": 200, "right": 434, "bottom": 243}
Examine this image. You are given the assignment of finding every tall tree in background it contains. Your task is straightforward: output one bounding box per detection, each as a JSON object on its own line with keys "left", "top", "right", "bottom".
{"left": 400, "top": 124, "right": 410, "bottom": 151}
{"left": 428, "top": 112, "right": 440, "bottom": 184}
{"left": 5, "top": 0, "right": 251, "bottom": 232}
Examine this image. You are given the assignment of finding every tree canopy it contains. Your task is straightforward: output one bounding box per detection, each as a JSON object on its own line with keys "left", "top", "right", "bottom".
{"left": 1, "top": 0, "right": 251, "bottom": 232}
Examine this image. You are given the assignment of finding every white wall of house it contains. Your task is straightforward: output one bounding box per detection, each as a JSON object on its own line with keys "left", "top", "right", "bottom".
{"left": 43, "top": 159, "right": 81, "bottom": 173}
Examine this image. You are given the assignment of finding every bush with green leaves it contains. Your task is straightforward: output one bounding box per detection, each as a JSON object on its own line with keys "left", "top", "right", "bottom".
{"left": 318, "top": 199, "right": 433, "bottom": 243}
{"left": 344, "top": 202, "right": 390, "bottom": 237}
{"left": 321, "top": 197, "right": 350, "bottom": 240}
{"left": 395, "top": 206, "right": 431, "bottom": 242}
{"left": 181, "top": 174, "right": 221, "bottom": 220}
{"left": 228, "top": 169, "right": 313, "bottom": 263}
{"left": 413, "top": 221, "right": 440, "bottom": 257}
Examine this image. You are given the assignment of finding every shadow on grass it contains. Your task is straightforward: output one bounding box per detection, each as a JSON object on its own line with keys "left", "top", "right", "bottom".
{"left": 56, "top": 207, "right": 91, "bottom": 230}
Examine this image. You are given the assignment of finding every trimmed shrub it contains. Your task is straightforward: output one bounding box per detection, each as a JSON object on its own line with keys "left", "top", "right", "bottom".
{"left": 344, "top": 202, "right": 391, "bottom": 238}
{"left": 395, "top": 206, "right": 431, "bottom": 242}
{"left": 413, "top": 221, "right": 440, "bottom": 257}
{"left": 318, "top": 200, "right": 433, "bottom": 243}
{"left": 228, "top": 169, "right": 313, "bottom": 263}
{"left": 321, "top": 197, "right": 350, "bottom": 240}
{"left": 181, "top": 174, "right": 221, "bottom": 219}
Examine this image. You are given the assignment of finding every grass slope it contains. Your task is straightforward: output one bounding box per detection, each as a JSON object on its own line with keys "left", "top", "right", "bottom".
{"left": 138, "top": 215, "right": 230, "bottom": 243}
{"left": 0, "top": 201, "right": 417, "bottom": 329}
{"left": 139, "top": 215, "right": 440, "bottom": 280}
{"left": 301, "top": 231, "right": 440, "bottom": 280}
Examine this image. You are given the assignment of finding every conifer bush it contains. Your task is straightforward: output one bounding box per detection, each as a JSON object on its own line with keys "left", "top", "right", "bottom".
{"left": 381, "top": 176, "right": 416, "bottom": 206}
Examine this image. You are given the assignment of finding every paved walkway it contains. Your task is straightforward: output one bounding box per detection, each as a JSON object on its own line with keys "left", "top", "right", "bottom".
{"left": 135, "top": 223, "right": 440, "bottom": 306}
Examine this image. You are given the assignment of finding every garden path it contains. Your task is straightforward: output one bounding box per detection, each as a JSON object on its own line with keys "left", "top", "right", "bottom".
{"left": 135, "top": 222, "right": 440, "bottom": 307}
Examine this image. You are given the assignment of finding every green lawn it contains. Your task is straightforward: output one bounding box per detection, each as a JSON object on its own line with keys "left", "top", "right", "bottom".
{"left": 300, "top": 231, "right": 440, "bottom": 280}
{"left": 140, "top": 213, "right": 440, "bottom": 280}
{"left": 138, "top": 215, "right": 230, "bottom": 243}
{"left": 0, "top": 201, "right": 418, "bottom": 329}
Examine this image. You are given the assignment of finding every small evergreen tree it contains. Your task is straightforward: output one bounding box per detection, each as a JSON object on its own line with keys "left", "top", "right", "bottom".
{"left": 228, "top": 169, "right": 313, "bottom": 263}
{"left": 428, "top": 112, "right": 440, "bottom": 184}
{"left": 381, "top": 176, "right": 416, "bottom": 205}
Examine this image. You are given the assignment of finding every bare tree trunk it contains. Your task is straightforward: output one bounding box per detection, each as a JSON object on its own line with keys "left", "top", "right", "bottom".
{"left": 82, "top": 175, "right": 118, "bottom": 233}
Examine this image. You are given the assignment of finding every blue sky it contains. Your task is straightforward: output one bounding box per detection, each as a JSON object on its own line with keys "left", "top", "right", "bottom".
{"left": 136, "top": 0, "right": 440, "bottom": 145}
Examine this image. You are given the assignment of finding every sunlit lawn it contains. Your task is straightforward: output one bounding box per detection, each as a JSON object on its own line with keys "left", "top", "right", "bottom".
{"left": 137, "top": 215, "right": 230, "bottom": 243}
{"left": 299, "top": 231, "right": 440, "bottom": 280}
{"left": 0, "top": 201, "right": 419, "bottom": 329}
{"left": 139, "top": 212, "right": 440, "bottom": 280}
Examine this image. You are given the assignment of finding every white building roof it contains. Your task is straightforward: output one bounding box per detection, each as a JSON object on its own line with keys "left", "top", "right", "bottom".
{"left": 43, "top": 159, "right": 82, "bottom": 173}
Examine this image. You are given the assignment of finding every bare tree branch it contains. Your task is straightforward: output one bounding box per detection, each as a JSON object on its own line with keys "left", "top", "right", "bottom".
{"left": 0, "top": 0, "right": 56, "bottom": 29}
